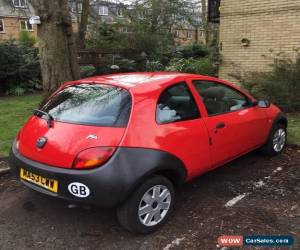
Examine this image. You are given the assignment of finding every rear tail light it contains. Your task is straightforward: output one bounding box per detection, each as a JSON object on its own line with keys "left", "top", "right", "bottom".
{"left": 16, "top": 131, "right": 21, "bottom": 150}
{"left": 73, "top": 147, "right": 116, "bottom": 169}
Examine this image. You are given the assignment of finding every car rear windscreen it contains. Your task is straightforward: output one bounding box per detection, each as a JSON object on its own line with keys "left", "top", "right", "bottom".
{"left": 38, "top": 84, "right": 132, "bottom": 127}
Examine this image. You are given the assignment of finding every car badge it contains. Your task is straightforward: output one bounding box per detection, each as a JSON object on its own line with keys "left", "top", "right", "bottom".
{"left": 86, "top": 134, "right": 98, "bottom": 140}
{"left": 36, "top": 137, "right": 47, "bottom": 149}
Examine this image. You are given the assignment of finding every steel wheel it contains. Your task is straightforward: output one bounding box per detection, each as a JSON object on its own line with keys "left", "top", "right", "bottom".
{"left": 138, "top": 185, "right": 171, "bottom": 227}
{"left": 273, "top": 128, "right": 286, "bottom": 152}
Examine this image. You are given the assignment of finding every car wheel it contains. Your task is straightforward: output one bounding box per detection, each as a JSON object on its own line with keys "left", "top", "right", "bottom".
{"left": 117, "top": 175, "right": 175, "bottom": 234}
{"left": 262, "top": 123, "right": 287, "bottom": 156}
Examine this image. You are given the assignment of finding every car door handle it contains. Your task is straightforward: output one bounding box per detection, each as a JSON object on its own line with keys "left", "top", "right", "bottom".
{"left": 216, "top": 122, "right": 225, "bottom": 129}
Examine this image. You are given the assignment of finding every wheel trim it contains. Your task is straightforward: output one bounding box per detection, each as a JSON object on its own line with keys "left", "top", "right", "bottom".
{"left": 273, "top": 128, "right": 286, "bottom": 152}
{"left": 138, "top": 185, "right": 171, "bottom": 227}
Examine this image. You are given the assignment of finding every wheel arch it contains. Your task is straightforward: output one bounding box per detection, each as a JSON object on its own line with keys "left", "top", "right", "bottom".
{"left": 264, "top": 112, "right": 288, "bottom": 146}
{"left": 119, "top": 149, "right": 188, "bottom": 206}
{"left": 273, "top": 112, "right": 288, "bottom": 129}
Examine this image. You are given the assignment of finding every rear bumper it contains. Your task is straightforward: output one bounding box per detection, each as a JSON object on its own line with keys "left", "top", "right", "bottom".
{"left": 9, "top": 144, "right": 127, "bottom": 207}
{"left": 9, "top": 143, "right": 186, "bottom": 208}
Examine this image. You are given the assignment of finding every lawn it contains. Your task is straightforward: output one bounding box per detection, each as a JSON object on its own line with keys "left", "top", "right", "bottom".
{"left": 0, "top": 94, "right": 43, "bottom": 157}
{"left": 0, "top": 94, "right": 299, "bottom": 157}
{"left": 287, "top": 114, "right": 300, "bottom": 146}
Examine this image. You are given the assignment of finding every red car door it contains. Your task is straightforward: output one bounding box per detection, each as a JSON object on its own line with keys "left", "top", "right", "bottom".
{"left": 188, "top": 79, "right": 269, "bottom": 168}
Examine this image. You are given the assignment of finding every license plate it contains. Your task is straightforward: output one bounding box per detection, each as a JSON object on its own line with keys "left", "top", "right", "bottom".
{"left": 20, "top": 168, "right": 58, "bottom": 193}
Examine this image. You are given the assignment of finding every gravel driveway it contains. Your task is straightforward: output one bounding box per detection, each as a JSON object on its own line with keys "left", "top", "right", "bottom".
{"left": 0, "top": 147, "right": 299, "bottom": 250}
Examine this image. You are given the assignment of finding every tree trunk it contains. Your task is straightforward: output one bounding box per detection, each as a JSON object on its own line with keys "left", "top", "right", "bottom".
{"left": 77, "top": 0, "right": 89, "bottom": 49}
{"left": 29, "top": 0, "right": 80, "bottom": 93}
{"left": 201, "top": 0, "right": 208, "bottom": 44}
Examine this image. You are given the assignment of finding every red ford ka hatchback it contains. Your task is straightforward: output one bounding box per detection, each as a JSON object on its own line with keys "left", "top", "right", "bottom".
{"left": 9, "top": 73, "right": 287, "bottom": 234}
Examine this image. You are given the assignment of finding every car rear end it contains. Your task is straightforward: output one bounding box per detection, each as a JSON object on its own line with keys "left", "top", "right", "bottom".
{"left": 9, "top": 82, "right": 133, "bottom": 206}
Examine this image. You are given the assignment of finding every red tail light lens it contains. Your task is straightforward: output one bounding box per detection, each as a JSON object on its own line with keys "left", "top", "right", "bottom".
{"left": 73, "top": 147, "right": 116, "bottom": 169}
{"left": 16, "top": 131, "right": 21, "bottom": 150}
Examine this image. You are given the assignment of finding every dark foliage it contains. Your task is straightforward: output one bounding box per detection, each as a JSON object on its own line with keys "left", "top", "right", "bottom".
{"left": 0, "top": 41, "right": 41, "bottom": 95}
{"left": 231, "top": 53, "right": 300, "bottom": 112}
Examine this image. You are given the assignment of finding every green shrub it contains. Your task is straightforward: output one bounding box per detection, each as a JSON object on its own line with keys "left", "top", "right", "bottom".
{"left": 18, "top": 31, "right": 36, "bottom": 47}
{"left": 176, "top": 43, "right": 209, "bottom": 59}
{"left": 146, "top": 60, "right": 164, "bottom": 71}
{"left": 0, "top": 40, "right": 41, "bottom": 95}
{"left": 233, "top": 53, "right": 300, "bottom": 112}
{"left": 80, "top": 65, "right": 96, "bottom": 78}
{"left": 117, "top": 59, "right": 137, "bottom": 72}
{"left": 166, "top": 57, "right": 218, "bottom": 76}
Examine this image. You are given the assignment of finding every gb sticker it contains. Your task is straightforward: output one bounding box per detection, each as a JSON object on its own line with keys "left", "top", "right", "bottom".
{"left": 68, "top": 182, "right": 90, "bottom": 198}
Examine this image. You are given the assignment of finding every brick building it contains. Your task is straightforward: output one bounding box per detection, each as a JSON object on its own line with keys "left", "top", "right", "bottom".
{"left": 0, "top": 0, "right": 205, "bottom": 46}
{"left": 211, "top": 0, "right": 300, "bottom": 82}
{"left": 0, "top": 0, "right": 37, "bottom": 41}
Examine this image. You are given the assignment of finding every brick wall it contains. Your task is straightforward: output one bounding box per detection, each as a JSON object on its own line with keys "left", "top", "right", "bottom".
{"left": 175, "top": 28, "right": 206, "bottom": 46}
{"left": 0, "top": 17, "right": 37, "bottom": 41}
{"left": 219, "top": 0, "right": 300, "bottom": 83}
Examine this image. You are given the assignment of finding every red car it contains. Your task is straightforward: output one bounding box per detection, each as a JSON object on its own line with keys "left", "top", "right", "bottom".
{"left": 9, "top": 73, "right": 287, "bottom": 234}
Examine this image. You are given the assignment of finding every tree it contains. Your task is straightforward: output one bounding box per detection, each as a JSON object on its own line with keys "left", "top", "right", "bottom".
{"left": 72, "top": 0, "right": 90, "bottom": 49}
{"left": 201, "top": 0, "right": 208, "bottom": 43}
{"left": 128, "top": 0, "right": 199, "bottom": 33}
{"left": 116, "top": 0, "right": 200, "bottom": 60}
{"left": 29, "top": 0, "right": 80, "bottom": 93}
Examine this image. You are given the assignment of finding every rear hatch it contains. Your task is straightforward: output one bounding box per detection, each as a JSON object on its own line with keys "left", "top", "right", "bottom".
{"left": 18, "top": 83, "right": 131, "bottom": 168}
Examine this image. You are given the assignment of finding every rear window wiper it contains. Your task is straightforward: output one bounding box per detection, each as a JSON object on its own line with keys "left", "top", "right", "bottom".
{"left": 34, "top": 109, "right": 54, "bottom": 128}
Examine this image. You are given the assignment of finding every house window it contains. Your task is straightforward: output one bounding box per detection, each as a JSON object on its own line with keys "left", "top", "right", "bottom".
{"left": 13, "top": 0, "right": 27, "bottom": 8}
{"left": 175, "top": 30, "right": 180, "bottom": 38}
{"left": 71, "top": 2, "right": 82, "bottom": 13}
{"left": 99, "top": 5, "right": 109, "bottom": 16}
{"left": 0, "top": 19, "right": 5, "bottom": 33}
{"left": 117, "top": 8, "right": 123, "bottom": 17}
{"left": 120, "top": 27, "right": 128, "bottom": 33}
{"left": 187, "top": 30, "right": 193, "bottom": 39}
{"left": 20, "top": 20, "right": 33, "bottom": 31}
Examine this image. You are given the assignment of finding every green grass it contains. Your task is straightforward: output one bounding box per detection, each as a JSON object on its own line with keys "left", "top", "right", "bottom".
{"left": 0, "top": 94, "right": 43, "bottom": 157}
{"left": 287, "top": 114, "right": 300, "bottom": 146}
{"left": 0, "top": 94, "right": 299, "bottom": 157}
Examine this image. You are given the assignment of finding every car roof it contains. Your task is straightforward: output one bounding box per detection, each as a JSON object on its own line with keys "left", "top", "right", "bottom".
{"left": 64, "top": 72, "right": 252, "bottom": 99}
{"left": 72, "top": 72, "right": 219, "bottom": 93}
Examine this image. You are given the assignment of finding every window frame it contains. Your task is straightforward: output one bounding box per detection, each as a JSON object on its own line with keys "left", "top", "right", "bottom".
{"left": 71, "top": 2, "right": 83, "bottom": 13}
{"left": 187, "top": 30, "right": 193, "bottom": 39}
{"left": 192, "top": 80, "right": 252, "bottom": 117}
{"left": 99, "top": 5, "right": 109, "bottom": 16}
{"left": 20, "top": 19, "right": 33, "bottom": 31}
{"left": 120, "top": 26, "right": 128, "bottom": 33}
{"left": 117, "top": 7, "right": 123, "bottom": 17}
{"left": 0, "top": 19, "right": 5, "bottom": 33}
{"left": 156, "top": 82, "right": 201, "bottom": 125}
{"left": 13, "top": 0, "right": 27, "bottom": 8}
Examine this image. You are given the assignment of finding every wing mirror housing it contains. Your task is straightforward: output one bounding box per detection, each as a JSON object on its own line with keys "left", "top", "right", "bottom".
{"left": 253, "top": 100, "right": 270, "bottom": 108}
{"left": 258, "top": 100, "right": 271, "bottom": 108}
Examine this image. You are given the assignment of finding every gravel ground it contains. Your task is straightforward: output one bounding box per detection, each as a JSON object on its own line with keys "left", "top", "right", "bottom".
{"left": 0, "top": 147, "right": 299, "bottom": 250}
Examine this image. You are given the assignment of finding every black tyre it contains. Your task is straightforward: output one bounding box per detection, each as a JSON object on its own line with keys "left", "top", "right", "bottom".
{"left": 117, "top": 175, "right": 175, "bottom": 234}
{"left": 261, "top": 123, "right": 287, "bottom": 156}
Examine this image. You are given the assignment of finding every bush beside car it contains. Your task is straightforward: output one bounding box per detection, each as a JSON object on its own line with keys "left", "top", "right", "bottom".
{"left": 0, "top": 40, "right": 41, "bottom": 95}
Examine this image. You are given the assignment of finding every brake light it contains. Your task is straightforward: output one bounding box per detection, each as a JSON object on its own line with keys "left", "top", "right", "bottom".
{"left": 73, "top": 147, "right": 116, "bottom": 169}
{"left": 16, "top": 131, "right": 21, "bottom": 150}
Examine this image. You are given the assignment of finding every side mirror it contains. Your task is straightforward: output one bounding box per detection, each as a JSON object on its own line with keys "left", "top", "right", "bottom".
{"left": 257, "top": 100, "right": 270, "bottom": 108}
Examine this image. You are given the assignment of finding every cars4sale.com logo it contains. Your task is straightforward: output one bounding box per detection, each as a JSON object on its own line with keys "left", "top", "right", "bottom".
{"left": 217, "top": 235, "right": 294, "bottom": 247}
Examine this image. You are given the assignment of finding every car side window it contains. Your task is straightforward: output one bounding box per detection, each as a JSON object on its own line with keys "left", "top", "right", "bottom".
{"left": 156, "top": 82, "right": 200, "bottom": 124}
{"left": 193, "top": 80, "right": 250, "bottom": 116}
